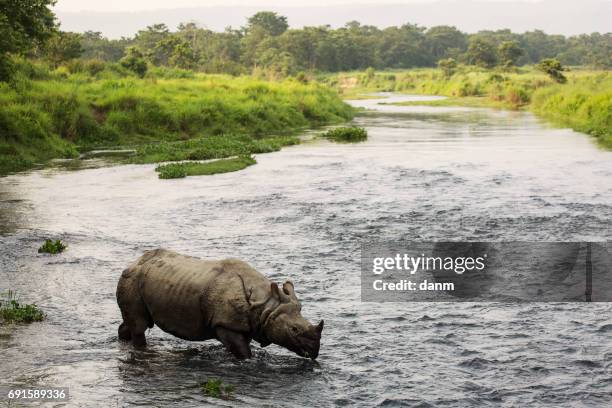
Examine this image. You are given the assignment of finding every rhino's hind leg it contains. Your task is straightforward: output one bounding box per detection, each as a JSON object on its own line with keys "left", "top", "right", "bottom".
{"left": 216, "top": 327, "right": 252, "bottom": 359}
{"left": 117, "top": 294, "right": 153, "bottom": 348}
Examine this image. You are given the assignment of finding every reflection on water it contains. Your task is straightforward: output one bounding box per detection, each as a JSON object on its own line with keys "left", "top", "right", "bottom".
{"left": 1, "top": 93, "right": 611, "bottom": 406}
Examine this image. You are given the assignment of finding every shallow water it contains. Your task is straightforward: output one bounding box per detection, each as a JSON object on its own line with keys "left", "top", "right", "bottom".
{"left": 1, "top": 93, "right": 611, "bottom": 407}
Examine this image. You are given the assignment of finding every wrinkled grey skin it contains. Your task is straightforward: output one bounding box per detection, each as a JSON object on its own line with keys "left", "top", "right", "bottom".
{"left": 116, "top": 249, "right": 324, "bottom": 360}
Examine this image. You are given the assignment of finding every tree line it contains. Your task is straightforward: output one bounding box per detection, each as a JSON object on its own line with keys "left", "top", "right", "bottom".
{"left": 1, "top": 4, "right": 610, "bottom": 82}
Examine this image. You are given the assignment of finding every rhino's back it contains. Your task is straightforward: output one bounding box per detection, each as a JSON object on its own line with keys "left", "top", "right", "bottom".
{"left": 125, "top": 249, "right": 271, "bottom": 340}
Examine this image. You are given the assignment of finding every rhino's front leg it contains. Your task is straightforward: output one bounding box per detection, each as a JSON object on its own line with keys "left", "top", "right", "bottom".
{"left": 215, "top": 327, "right": 252, "bottom": 359}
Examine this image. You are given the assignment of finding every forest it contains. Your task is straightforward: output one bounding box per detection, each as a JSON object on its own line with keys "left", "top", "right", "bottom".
{"left": 2, "top": 10, "right": 610, "bottom": 81}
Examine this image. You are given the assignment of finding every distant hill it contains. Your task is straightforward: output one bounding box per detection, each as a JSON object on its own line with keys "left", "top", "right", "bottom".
{"left": 55, "top": 1, "right": 611, "bottom": 38}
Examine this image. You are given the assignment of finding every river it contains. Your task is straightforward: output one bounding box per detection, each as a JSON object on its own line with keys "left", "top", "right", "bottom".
{"left": 1, "top": 93, "right": 611, "bottom": 407}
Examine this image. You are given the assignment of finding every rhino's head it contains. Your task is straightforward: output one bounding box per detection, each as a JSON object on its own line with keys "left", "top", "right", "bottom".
{"left": 262, "top": 281, "right": 324, "bottom": 360}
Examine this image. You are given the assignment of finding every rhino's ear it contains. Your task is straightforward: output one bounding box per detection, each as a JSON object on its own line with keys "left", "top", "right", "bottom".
{"left": 316, "top": 320, "right": 324, "bottom": 335}
{"left": 282, "top": 281, "right": 295, "bottom": 296}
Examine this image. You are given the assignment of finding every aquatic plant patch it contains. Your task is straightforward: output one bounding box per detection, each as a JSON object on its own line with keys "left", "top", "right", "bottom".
{"left": 38, "top": 239, "right": 67, "bottom": 254}
{"left": 201, "top": 378, "right": 234, "bottom": 400}
{"left": 323, "top": 126, "right": 368, "bottom": 143}
{"left": 0, "top": 291, "right": 44, "bottom": 324}
{"left": 133, "top": 134, "right": 298, "bottom": 164}
{"left": 155, "top": 156, "right": 257, "bottom": 179}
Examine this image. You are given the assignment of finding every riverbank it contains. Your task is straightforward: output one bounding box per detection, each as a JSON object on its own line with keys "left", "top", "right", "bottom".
{"left": 0, "top": 62, "right": 353, "bottom": 175}
{"left": 323, "top": 67, "right": 611, "bottom": 148}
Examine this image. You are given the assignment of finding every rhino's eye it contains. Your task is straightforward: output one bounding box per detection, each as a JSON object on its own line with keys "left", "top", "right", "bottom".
{"left": 291, "top": 326, "right": 298, "bottom": 334}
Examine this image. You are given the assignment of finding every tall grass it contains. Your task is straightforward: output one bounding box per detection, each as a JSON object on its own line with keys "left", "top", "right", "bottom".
{"left": 0, "top": 61, "right": 353, "bottom": 175}
{"left": 531, "top": 73, "right": 611, "bottom": 147}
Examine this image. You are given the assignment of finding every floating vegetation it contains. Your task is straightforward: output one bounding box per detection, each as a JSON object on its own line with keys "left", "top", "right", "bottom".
{"left": 0, "top": 291, "right": 45, "bottom": 324}
{"left": 156, "top": 155, "right": 257, "bottom": 179}
{"left": 38, "top": 239, "right": 67, "bottom": 254}
{"left": 322, "top": 126, "right": 368, "bottom": 143}
{"left": 201, "top": 378, "right": 235, "bottom": 400}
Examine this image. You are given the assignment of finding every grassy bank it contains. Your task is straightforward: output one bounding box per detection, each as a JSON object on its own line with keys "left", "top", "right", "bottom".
{"left": 0, "top": 61, "right": 353, "bottom": 175}
{"left": 531, "top": 74, "right": 612, "bottom": 148}
{"left": 323, "top": 67, "right": 611, "bottom": 147}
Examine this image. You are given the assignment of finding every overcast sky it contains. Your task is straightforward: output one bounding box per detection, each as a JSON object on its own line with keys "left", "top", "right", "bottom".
{"left": 53, "top": 0, "right": 612, "bottom": 38}
{"left": 54, "top": 0, "right": 549, "bottom": 12}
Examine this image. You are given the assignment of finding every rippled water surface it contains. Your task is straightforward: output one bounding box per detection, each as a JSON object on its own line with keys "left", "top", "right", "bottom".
{"left": 1, "top": 94, "right": 611, "bottom": 407}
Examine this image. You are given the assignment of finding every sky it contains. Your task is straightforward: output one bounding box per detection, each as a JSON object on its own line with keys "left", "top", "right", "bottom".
{"left": 53, "top": 0, "right": 612, "bottom": 38}
{"left": 53, "top": 0, "right": 546, "bottom": 12}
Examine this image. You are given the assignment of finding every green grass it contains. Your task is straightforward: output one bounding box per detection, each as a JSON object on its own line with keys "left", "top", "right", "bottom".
{"left": 0, "top": 290, "right": 45, "bottom": 324}
{"left": 531, "top": 73, "right": 612, "bottom": 148}
{"left": 38, "top": 239, "right": 67, "bottom": 254}
{"left": 156, "top": 156, "right": 257, "bottom": 179}
{"left": 0, "top": 61, "right": 353, "bottom": 175}
{"left": 201, "top": 378, "right": 234, "bottom": 400}
{"left": 322, "top": 126, "right": 368, "bottom": 143}
{"left": 323, "top": 67, "right": 611, "bottom": 146}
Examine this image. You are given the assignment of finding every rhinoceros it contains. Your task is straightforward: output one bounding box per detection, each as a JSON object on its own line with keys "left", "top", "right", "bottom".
{"left": 116, "top": 249, "right": 324, "bottom": 359}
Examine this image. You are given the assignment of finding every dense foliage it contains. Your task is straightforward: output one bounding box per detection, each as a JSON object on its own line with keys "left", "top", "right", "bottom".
{"left": 39, "top": 12, "right": 611, "bottom": 78}
{"left": 0, "top": 0, "right": 57, "bottom": 80}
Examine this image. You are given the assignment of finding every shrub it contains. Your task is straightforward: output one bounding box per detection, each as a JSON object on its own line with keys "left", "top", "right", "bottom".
{"left": 323, "top": 126, "right": 368, "bottom": 143}
{"left": 537, "top": 58, "right": 567, "bottom": 84}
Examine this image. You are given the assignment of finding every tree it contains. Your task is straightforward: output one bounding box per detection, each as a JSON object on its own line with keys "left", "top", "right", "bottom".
{"left": 437, "top": 58, "right": 457, "bottom": 78}
{"left": 537, "top": 58, "right": 567, "bottom": 83}
{"left": 246, "top": 11, "right": 288, "bottom": 36}
{"left": 134, "top": 24, "right": 170, "bottom": 53}
{"left": 498, "top": 40, "right": 524, "bottom": 68}
{"left": 425, "top": 26, "right": 467, "bottom": 63}
{"left": 80, "top": 31, "right": 128, "bottom": 61}
{"left": 169, "top": 41, "right": 197, "bottom": 69}
{"left": 44, "top": 31, "right": 83, "bottom": 66}
{"left": 0, "top": 0, "right": 57, "bottom": 81}
{"left": 466, "top": 37, "right": 498, "bottom": 68}
{"left": 120, "top": 47, "right": 147, "bottom": 77}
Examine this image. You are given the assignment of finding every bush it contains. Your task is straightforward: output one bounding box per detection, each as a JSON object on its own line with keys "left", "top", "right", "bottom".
{"left": 322, "top": 126, "right": 368, "bottom": 143}
{"left": 537, "top": 58, "right": 567, "bottom": 84}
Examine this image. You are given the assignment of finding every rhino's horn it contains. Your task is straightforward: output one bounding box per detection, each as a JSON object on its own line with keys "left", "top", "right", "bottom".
{"left": 317, "top": 320, "right": 324, "bottom": 334}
